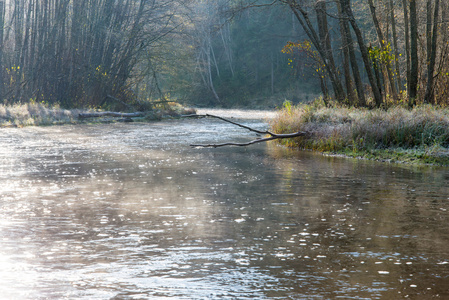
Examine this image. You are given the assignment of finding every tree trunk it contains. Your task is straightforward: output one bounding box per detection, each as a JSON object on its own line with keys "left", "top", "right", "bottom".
{"left": 271, "top": 53, "right": 275, "bottom": 95}
{"left": 220, "top": 23, "right": 234, "bottom": 77}
{"left": 390, "top": 0, "right": 402, "bottom": 92}
{"left": 424, "top": 0, "right": 440, "bottom": 104}
{"left": 315, "top": 0, "right": 338, "bottom": 93}
{"left": 367, "top": 0, "right": 398, "bottom": 101}
{"left": 13, "top": 0, "right": 24, "bottom": 101}
{"left": 315, "top": 0, "right": 337, "bottom": 102}
{"left": 319, "top": 75, "right": 329, "bottom": 105}
{"left": 341, "top": 0, "right": 382, "bottom": 107}
{"left": 287, "top": 0, "right": 346, "bottom": 102}
{"left": 402, "top": 0, "right": 411, "bottom": 104}
{"left": 0, "top": 1, "right": 4, "bottom": 101}
{"left": 409, "top": 0, "right": 419, "bottom": 105}
{"left": 337, "top": 0, "right": 366, "bottom": 106}
{"left": 372, "top": 55, "right": 384, "bottom": 100}
{"left": 338, "top": 13, "right": 355, "bottom": 105}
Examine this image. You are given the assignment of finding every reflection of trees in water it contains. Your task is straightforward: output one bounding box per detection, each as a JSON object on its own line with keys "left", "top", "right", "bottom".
{"left": 259, "top": 143, "right": 449, "bottom": 297}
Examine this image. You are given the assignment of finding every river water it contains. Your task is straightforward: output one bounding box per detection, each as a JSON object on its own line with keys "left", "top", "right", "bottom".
{"left": 1, "top": 110, "right": 449, "bottom": 299}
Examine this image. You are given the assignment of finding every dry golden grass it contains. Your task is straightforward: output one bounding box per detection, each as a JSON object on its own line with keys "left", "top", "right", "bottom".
{"left": 270, "top": 101, "right": 449, "bottom": 163}
{"left": 0, "top": 103, "right": 86, "bottom": 127}
{"left": 0, "top": 102, "right": 197, "bottom": 127}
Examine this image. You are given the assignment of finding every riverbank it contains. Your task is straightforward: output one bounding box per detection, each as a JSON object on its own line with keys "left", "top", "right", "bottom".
{"left": 270, "top": 101, "right": 449, "bottom": 166}
{"left": 0, "top": 102, "right": 196, "bottom": 127}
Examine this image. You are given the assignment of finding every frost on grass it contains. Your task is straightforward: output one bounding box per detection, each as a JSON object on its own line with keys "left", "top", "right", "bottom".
{"left": 270, "top": 102, "right": 449, "bottom": 164}
{"left": 0, "top": 103, "right": 82, "bottom": 127}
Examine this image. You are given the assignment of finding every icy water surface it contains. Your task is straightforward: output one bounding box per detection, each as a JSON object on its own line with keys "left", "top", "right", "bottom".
{"left": 1, "top": 112, "right": 449, "bottom": 299}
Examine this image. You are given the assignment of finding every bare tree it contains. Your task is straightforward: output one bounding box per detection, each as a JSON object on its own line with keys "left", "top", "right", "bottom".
{"left": 340, "top": 0, "right": 382, "bottom": 107}
{"left": 389, "top": 0, "right": 402, "bottom": 93}
{"left": 337, "top": 0, "right": 365, "bottom": 106}
{"left": 1, "top": 0, "right": 189, "bottom": 107}
{"left": 190, "top": 0, "right": 224, "bottom": 104}
{"left": 367, "top": 0, "right": 398, "bottom": 101}
{"left": 285, "top": 0, "right": 346, "bottom": 102}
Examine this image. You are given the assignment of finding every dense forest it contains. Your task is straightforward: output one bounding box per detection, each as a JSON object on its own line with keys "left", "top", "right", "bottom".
{"left": 0, "top": 0, "right": 447, "bottom": 109}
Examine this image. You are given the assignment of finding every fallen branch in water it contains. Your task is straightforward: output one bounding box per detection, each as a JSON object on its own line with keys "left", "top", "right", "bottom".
{"left": 189, "top": 114, "right": 307, "bottom": 148}
{"left": 78, "top": 111, "right": 144, "bottom": 118}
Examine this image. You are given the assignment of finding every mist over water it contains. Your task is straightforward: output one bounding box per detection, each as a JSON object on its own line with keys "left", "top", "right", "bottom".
{"left": 1, "top": 113, "right": 449, "bottom": 299}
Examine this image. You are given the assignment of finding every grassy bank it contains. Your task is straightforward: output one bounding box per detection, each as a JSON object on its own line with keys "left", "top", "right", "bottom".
{"left": 270, "top": 101, "right": 449, "bottom": 165}
{"left": 0, "top": 103, "right": 195, "bottom": 127}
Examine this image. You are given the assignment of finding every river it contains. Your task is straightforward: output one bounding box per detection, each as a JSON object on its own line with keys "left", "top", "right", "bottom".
{"left": 1, "top": 110, "right": 449, "bottom": 299}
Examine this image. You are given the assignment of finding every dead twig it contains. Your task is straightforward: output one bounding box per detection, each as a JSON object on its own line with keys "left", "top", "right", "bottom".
{"left": 189, "top": 114, "right": 306, "bottom": 148}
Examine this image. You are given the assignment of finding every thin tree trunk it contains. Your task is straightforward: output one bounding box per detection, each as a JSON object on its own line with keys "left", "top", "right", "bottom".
{"left": 315, "top": 0, "right": 338, "bottom": 91}
{"left": 402, "top": 0, "right": 411, "bottom": 104}
{"left": 206, "top": 46, "right": 220, "bottom": 104}
{"left": 20, "top": 1, "right": 33, "bottom": 72}
{"left": 220, "top": 23, "right": 234, "bottom": 77}
{"left": 341, "top": 0, "right": 382, "bottom": 106}
{"left": 271, "top": 53, "right": 275, "bottom": 95}
{"left": 367, "top": 0, "right": 398, "bottom": 101}
{"left": 390, "top": 0, "right": 402, "bottom": 92}
{"left": 209, "top": 38, "right": 220, "bottom": 78}
{"left": 338, "top": 12, "right": 355, "bottom": 104}
{"left": 426, "top": 0, "right": 432, "bottom": 66}
{"left": 12, "top": 0, "right": 21, "bottom": 101}
{"left": 372, "top": 55, "right": 383, "bottom": 100}
{"left": 0, "top": 1, "right": 3, "bottom": 101}
{"left": 424, "top": 0, "right": 433, "bottom": 102}
{"left": 424, "top": 0, "right": 440, "bottom": 104}
{"left": 337, "top": 0, "right": 365, "bottom": 106}
{"left": 288, "top": 0, "right": 346, "bottom": 102}
{"left": 409, "top": 0, "right": 419, "bottom": 105}
{"left": 319, "top": 75, "right": 329, "bottom": 105}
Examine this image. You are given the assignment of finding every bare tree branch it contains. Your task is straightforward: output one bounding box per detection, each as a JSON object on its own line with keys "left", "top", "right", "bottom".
{"left": 203, "top": 113, "right": 276, "bottom": 135}
{"left": 188, "top": 114, "right": 306, "bottom": 148}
